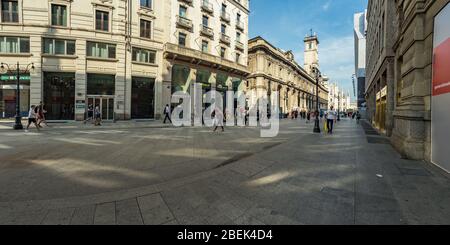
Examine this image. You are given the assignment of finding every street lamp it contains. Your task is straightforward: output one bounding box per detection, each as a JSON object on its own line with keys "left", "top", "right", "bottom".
{"left": 0, "top": 62, "right": 35, "bottom": 130}
{"left": 312, "top": 67, "right": 321, "bottom": 133}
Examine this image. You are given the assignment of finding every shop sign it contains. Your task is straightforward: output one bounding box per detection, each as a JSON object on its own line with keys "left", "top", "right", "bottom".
{"left": 75, "top": 100, "right": 85, "bottom": 113}
{"left": 0, "top": 75, "right": 31, "bottom": 81}
{"left": 381, "top": 86, "right": 387, "bottom": 98}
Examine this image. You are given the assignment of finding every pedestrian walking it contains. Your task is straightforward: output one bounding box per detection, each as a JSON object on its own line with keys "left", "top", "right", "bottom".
{"left": 306, "top": 111, "right": 311, "bottom": 123}
{"left": 94, "top": 105, "right": 102, "bottom": 126}
{"left": 163, "top": 104, "right": 172, "bottom": 124}
{"left": 84, "top": 104, "right": 94, "bottom": 124}
{"left": 36, "top": 101, "right": 48, "bottom": 128}
{"left": 26, "top": 105, "right": 40, "bottom": 132}
{"left": 356, "top": 111, "right": 361, "bottom": 124}
{"left": 212, "top": 107, "right": 225, "bottom": 132}
{"left": 326, "top": 106, "right": 337, "bottom": 134}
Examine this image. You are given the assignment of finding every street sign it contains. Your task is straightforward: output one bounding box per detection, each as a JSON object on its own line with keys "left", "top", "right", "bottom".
{"left": 0, "top": 75, "right": 31, "bottom": 81}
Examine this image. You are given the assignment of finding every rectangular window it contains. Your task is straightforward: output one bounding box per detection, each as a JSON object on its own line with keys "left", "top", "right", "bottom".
{"left": 95, "top": 10, "right": 109, "bottom": 31}
{"left": 178, "top": 33, "right": 186, "bottom": 47}
{"left": 86, "top": 41, "right": 116, "bottom": 59}
{"left": 43, "top": 38, "right": 75, "bottom": 55}
{"left": 236, "top": 32, "right": 241, "bottom": 41}
{"left": 51, "top": 4, "right": 67, "bottom": 27}
{"left": 237, "top": 13, "right": 241, "bottom": 22}
{"left": 140, "top": 19, "right": 151, "bottom": 38}
{"left": 0, "top": 36, "right": 29, "bottom": 53}
{"left": 1, "top": 0, "right": 18, "bottom": 22}
{"left": 132, "top": 47, "right": 156, "bottom": 64}
{"left": 201, "top": 40, "right": 208, "bottom": 53}
{"left": 221, "top": 24, "right": 226, "bottom": 34}
{"left": 236, "top": 53, "right": 240, "bottom": 63}
{"left": 179, "top": 6, "right": 187, "bottom": 18}
{"left": 220, "top": 47, "right": 226, "bottom": 58}
{"left": 202, "top": 15, "right": 208, "bottom": 27}
{"left": 140, "top": 0, "right": 152, "bottom": 9}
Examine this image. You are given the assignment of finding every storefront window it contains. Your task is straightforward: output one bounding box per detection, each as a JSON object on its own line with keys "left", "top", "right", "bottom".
{"left": 171, "top": 65, "right": 190, "bottom": 94}
{"left": 131, "top": 77, "right": 155, "bottom": 119}
{"left": 43, "top": 72, "right": 75, "bottom": 120}
{"left": 0, "top": 73, "right": 30, "bottom": 118}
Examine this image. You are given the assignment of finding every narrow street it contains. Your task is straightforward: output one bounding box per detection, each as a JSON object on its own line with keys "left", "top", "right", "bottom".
{"left": 1, "top": 119, "right": 449, "bottom": 225}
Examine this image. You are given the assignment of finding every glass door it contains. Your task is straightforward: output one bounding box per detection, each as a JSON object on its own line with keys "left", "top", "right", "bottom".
{"left": 87, "top": 96, "right": 114, "bottom": 121}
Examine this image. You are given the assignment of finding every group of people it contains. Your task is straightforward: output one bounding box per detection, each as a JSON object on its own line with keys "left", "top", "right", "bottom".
{"left": 162, "top": 104, "right": 226, "bottom": 132}
{"left": 84, "top": 104, "right": 102, "bottom": 126}
{"left": 26, "top": 102, "right": 48, "bottom": 132}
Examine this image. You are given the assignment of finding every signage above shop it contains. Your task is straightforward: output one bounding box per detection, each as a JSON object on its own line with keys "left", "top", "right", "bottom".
{"left": 0, "top": 75, "right": 31, "bottom": 81}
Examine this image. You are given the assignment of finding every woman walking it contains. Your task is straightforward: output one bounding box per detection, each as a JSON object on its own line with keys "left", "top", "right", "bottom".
{"left": 213, "top": 107, "right": 225, "bottom": 132}
{"left": 26, "top": 105, "right": 40, "bottom": 132}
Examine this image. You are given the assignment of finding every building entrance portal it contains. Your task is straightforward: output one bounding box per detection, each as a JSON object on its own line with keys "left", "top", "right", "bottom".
{"left": 87, "top": 96, "right": 114, "bottom": 121}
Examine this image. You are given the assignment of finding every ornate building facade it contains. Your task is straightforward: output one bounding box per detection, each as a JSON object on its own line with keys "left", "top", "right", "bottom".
{"left": 367, "top": 0, "right": 450, "bottom": 163}
{"left": 0, "top": 0, "right": 167, "bottom": 121}
{"left": 391, "top": 0, "right": 449, "bottom": 162}
{"left": 161, "top": 0, "right": 249, "bottom": 115}
{"left": 247, "top": 36, "right": 328, "bottom": 117}
{"left": 0, "top": 0, "right": 249, "bottom": 121}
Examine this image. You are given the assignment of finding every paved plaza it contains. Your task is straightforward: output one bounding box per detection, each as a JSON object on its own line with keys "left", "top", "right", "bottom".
{"left": 0, "top": 119, "right": 449, "bottom": 225}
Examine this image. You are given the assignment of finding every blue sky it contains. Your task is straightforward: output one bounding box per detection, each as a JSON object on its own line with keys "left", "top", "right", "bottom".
{"left": 248, "top": 0, "right": 368, "bottom": 101}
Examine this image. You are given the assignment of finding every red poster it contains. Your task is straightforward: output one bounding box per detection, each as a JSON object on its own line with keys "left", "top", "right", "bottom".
{"left": 433, "top": 38, "right": 450, "bottom": 96}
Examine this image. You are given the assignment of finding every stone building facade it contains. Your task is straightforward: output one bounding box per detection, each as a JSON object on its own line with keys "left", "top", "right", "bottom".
{"left": 0, "top": 0, "right": 166, "bottom": 121}
{"left": 367, "top": 0, "right": 450, "bottom": 162}
{"left": 0, "top": 0, "right": 249, "bottom": 121}
{"left": 391, "top": 0, "right": 449, "bottom": 161}
{"left": 161, "top": 0, "right": 249, "bottom": 116}
{"left": 366, "top": 0, "right": 397, "bottom": 136}
{"left": 247, "top": 36, "right": 328, "bottom": 117}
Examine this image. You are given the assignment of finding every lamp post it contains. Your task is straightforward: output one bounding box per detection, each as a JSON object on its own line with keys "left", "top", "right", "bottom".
{"left": 0, "top": 62, "right": 35, "bottom": 130}
{"left": 312, "top": 67, "right": 321, "bottom": 133}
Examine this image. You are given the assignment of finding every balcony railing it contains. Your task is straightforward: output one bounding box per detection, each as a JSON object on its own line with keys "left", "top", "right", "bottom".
{"left": 236, "top": 20, "right": 244, "bottom": 31}
{"left": 220, "top": 33, "right": 231, "bottom": 44}
{"left": 164, "top": 43, "right": 248, "bottom": 74}
{"left": 178, "top": 0, "right": 193, "bottom": 5}
{"left": 200, "top": 24, "right": 214, "bottom": 38}
{"left": 201, "top": 0, "right": 214, "bottom": 14}
{"left": 220, "top": 11, "right": 230, "bottom": 23}
{"left": 235, "top": 40, "right": 244, "bottom": 50}
{"left": 176, "top": 15, "right": 193, "bottom": 30}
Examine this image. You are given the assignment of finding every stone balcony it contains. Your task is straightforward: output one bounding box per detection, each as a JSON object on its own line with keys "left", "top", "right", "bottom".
{"left": 220, "top": 33, "right": 231, "bottom": 45}
{"left": 178, "top": 0, "right": 193, "bottom": 5}
{"left": 236, "top": 20, "right": 244, "bottom": 31}
{"left": 176, "top": 15, "right": 193, "bottom": 31}
{"left": 164, "top": 43, "right": 249, "bottom": 76}
{"left": 200, "top": 25, "right": 214, "bottom": 39}
{"left": 201, "top": 0, "right": 214, "bottom": 15}
{"left": 235, "top": 40, "right": 244, "bottom": 51}
{"left": 220, "top": 11, "right": 230, "bottom": 23}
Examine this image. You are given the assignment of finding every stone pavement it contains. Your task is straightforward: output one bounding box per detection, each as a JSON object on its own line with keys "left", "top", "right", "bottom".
{"left": 0, "top": 119, "right": 449, "bottom": 225}
{"left": 0, "top": 119, "right": 169, "bottom": 131}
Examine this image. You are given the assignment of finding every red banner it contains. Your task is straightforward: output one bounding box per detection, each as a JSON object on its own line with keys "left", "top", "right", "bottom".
{"left": 433, "top": 38, "right": 450, "bottom": 96}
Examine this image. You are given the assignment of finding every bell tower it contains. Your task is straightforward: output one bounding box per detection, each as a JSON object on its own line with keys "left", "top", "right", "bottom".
{"left": 304, "top": 29, "right": 320, "bottom": 76}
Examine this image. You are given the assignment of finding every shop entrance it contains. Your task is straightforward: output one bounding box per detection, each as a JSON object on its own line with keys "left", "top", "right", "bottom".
{"left": 87, "top": 96, "right": 114, "bottom": 121}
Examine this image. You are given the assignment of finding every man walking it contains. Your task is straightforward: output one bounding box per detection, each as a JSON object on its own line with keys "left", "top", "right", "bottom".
{"left": 163, "top": 104, "right": 172, "bottom": 124}
{"left": 326, "top": 106, "right": 337, "bottom": 134}
{"left": 213, "top": 107, "right": 225, "bottom": 132}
